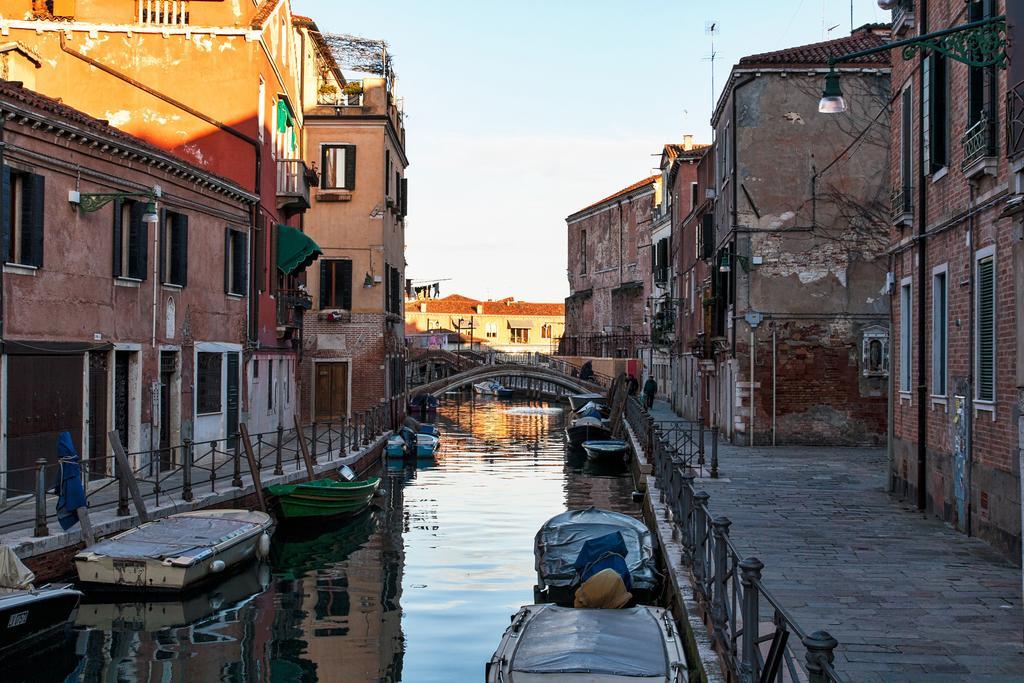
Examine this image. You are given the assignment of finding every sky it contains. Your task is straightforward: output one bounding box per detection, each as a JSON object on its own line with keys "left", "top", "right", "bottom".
{"left": 294, "top": 0, "right": 889, "bottom": 303}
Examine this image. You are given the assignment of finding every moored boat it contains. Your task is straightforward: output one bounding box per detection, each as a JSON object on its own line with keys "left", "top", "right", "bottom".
{"left": 473, "top": 381, "right": 498, "bottom": 395}
{"left": 408, "top": 393, "right": 439, "bottom": 414}
{"left": 567, "top": 392, "right": 605, "bottom": 411}
{"left": 564, "top": 416, "right": 611, "bottom": 446}
{"left": 267, "top": 476, "right": 381, "bottom": 521}
{"left": 486, "top": 604, "right": 686, "bottom": 682}
{"left": 415, "top": 432, "right": 440, "bottom": 458}
{"left": 74, "top": 509, "right": 273, "bottom": 592}
{"left": 0, "top": 585, "right": 82, "bottom": 659}
{"left": 581, "top": 439, "right": 629, "bottom": 462}
{"left": 418, "top": 423, "right": 441, "bottom": 442}
{"left": 385, "top": 432, "right": 409, "bottom": 458}
{"left": 534, "top": 507, "right": 656, "bottom": 605}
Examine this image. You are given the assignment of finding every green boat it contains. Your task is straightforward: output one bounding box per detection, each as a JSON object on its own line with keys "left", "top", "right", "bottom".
{"left": 267, "top": 476, "right": 381, "bottom": 520}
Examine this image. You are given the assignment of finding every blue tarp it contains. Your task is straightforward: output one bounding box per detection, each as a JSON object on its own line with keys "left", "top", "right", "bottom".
{"left": 573, "top": 531, "right": 632, "bottom": 590}
{"left": 53, "top": 431, "right": 87, "bottom": 531}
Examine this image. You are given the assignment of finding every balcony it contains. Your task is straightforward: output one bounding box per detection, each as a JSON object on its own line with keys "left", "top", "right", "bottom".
{"left": 961, "top": 114, "right": 997, "bottom": 179}
{"left": 892, "top": 0, "right": 914, "bottom": 36}
{"left": 276, "top": 288, "right": 312, "bottom": 338}
{"left": 890, "top": 184, "right": 912, "bottom": 227}
{"left": 276, "top": 159, "right": 316, "bottom": 213}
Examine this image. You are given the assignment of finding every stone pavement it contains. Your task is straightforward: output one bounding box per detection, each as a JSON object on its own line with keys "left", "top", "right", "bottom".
{"left": 647, "top": 401, "right": 1024, "bottom": 681}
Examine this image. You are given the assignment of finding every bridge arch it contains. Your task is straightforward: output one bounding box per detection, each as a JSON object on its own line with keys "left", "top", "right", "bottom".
{"left": 410, "top": 363, "right": 601, "bottom": 398}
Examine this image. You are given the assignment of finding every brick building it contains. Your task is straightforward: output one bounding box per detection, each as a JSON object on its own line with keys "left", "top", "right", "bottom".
{"left": 0, "top": 80, "right": 254, "bottom": 491}
{"left": 886, "top": 0, "right": 1022, "bottom": 560}
{"left": 405, "top": 294, "right": 564, "bottom": 354}
{"left": 707, "top": 26, "right": 891, "bottom": 446}
{"left": 293, "top": 18, "right": 408, "bottom": 427}
{"left": 563, "top": 176, "right": 656, "bottom": 359}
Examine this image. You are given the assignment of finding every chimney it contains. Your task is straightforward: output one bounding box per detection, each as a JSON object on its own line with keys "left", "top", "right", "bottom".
{"left": 475, "top": 304, "right": 483, "bottom": 314}
{"left": 683, "top": 134, "right": 693, "bottom": 151}
{"left": 419, "top": 303, "right": 427, "bottom": 313}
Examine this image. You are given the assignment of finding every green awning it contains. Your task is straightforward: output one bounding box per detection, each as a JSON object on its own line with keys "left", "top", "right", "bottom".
{"left": 277, "top": 224, "right": 323, "bottom": 275}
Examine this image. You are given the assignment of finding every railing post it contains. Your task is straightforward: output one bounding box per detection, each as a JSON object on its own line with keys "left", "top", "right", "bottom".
{"left": 181, "top": 438, "right": 193, "bottom": 502}
{"left": 679, "top": 471, "right": 696, "bottom": 564}
{"left": 275, "top": 425, "right": 284, "bottom": 475}
{"left": 117, "top": 455, "right": 130, "bottom": 517}
{"left": 232, "top": 435, "right": 243, "bottom": 487}
{"left": 327, "top": 421, "right": 334, "bottom": 459}
{"left": 698, "top": 417, "right": 706, "bottom": 471}
{"left": 692, "top": 491, "right": 710, "bottom": 600}
{"left": 803, "top": 631, "right": 839, "bottom": 683}
{"left": 363, "top": 412, "right": 371, "bottom": 445}
{"left": 33, "top": 459, "right": 49, "bottom": 537}
{"left": 311, "top": 421, "right": 318, "bottom": 463}
{"left": 710, "top": 427, "right": 719, "bottom": 479}
{"left": 710, "top": 515, "right": 732, "bottom": 652}
{"left": 340, "top": 417, "right": 348, "bottom": 455}
{"left": 739, "top": 557, "right": 765, "bottom": 683}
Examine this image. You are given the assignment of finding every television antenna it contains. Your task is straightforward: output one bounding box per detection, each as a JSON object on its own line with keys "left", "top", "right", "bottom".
{"left": 703, "top": 21, "right": 719, "bottom": 113}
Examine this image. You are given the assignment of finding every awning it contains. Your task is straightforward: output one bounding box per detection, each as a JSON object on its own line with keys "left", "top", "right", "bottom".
{"left": 277, "top": 224, "right": 323, "bottom": 276}
{"left": 507, "top": 321, "right": 532, "bottom": 329}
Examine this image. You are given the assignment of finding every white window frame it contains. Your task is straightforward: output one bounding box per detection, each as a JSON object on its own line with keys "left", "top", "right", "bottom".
{"left": 899, "top": 277, "right": 913, "bottom": 394}
{"left": 931, "top": 264, "right": 948, "bottom": 398}
{"left": 974, "top": 246, "right": 996, "bottom": 406}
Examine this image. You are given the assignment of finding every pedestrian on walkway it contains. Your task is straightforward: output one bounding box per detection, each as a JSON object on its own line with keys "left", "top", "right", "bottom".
{"left": 642, "top": 376, "right": 657, "bottom": 409}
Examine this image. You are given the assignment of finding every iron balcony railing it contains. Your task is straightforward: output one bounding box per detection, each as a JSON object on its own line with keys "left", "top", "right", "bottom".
{"left": 138, "top": 0, "right": 189, "bottom": 26}
{"left": 276, "top": 159, "right": 314, "bottom": 211}
{"left": 624, "top": 397, "right": 841, "bottom": 683}
{"left": 890, "top": 184, "right": 912, "bottom": 223}
{"left": 961, "top": 114, "right": 997, "bottom": 172}
{"left": 276, "top": 288, "right": 312, "bottom": 329}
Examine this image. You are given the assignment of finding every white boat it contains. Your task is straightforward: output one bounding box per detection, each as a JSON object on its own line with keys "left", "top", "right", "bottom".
{"left": 567, "top": 393, "right": 606, "bottom": 411}
{"left": 75, "top": 509, "right": 273, "bottom": 592}
{"left": 474, "top": 381, "right": 498, "bottom": 395}
{"left": 487, "top": 604, "right": 687, "bottom": 682}
{"left": 415, "top": 433, "right": 440, "bottom": 458}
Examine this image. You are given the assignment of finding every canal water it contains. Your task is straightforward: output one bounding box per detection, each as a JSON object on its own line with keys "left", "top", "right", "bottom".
{"left": 34, "top": 396, "right": 640, "bottom": 682}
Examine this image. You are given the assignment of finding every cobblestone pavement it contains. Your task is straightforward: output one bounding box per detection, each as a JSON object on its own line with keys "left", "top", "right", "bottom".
{"left": 647, "top": 401, "right": 1024, "bottom": 681}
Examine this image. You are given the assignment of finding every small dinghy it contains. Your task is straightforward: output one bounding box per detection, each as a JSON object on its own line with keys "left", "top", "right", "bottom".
{"left": 0, "top": 546, "right": 82, "bottom": 659}
{"left": 564, "top": 416, "right": 611, "bottom": 447}
{"left": 267, "top": 470, "right": 381, "bottom": 521}
{"left": 567, "top": 392, "right": 606, "bottom": 412}
{"left": 486, "top": 604, "right": 686, "bottom": 682}
{"left": 415, "top": 432, "right": 440, "bottom": 458}
{"left": 75, "top": 509, "right": 273, "bottom": 592}
{"left": 418, "top": 423, "right": 442, "bottom": 442}
{"left": 535, "top": 507, "right": 656, "bottom": 605}
{"left": 582, "top": 439, "right": 629, "bottom": 462}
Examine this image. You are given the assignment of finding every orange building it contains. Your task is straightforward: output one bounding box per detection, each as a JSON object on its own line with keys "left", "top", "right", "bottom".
{"left": 405, "top": 294, "right": 564, "bottom": 354}
{"left": 3, "top": 0, "right": 322, "bottom": 436}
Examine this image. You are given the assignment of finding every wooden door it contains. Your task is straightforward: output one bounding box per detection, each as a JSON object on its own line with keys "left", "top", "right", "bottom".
{"left": 158, "top": 351, "right": 176, "bottom": 471}
{"left": 87, "top": 351, "right": 109, "bottom": 478}
{"left": 314, "top": 362, "right": 349, "bottom": 422}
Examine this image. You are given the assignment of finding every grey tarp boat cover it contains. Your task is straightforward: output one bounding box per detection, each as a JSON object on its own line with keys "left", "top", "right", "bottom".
{"left": 88, "top": 514, "right": 262, "bottom": 562}
{"left": 535, "top": 507, "right": 656, "bottom": 590}
{"left": 512, "top": 606, "right": 667, "bottom": 675}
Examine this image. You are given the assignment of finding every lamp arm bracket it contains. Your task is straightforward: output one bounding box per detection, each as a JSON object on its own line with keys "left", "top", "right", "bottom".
{"left": 77, "top": 191, "right": 155, "bottom": 213}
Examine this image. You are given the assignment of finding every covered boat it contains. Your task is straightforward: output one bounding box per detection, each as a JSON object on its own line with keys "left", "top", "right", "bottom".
{"left": 581, "top": 439, "right": 629, "bottom": 462}
{"left": 564, "top": 416, "right": 611, "bottom": 446}
{"left": 534, "top": 507, "right": 656, "bottom": 604}
{"left": 74, "top": 509, "right": 273, "bottom": 592}
{"left": 0, "top": 545, "right": 82, "bottom": 659}
{"left": 486, "top": 604, "right": 686, "bottom": 682}
{"left": 385, "top": 433, "right": 409, "bottom": 458}
{"left": 566, "top": 393, "right": 605, "bottom": 411}
{"left": 267, "top": 476, "right": 380, "bottom": 520}
{"left": 415, "top": 432, "right": 440, "bottom": 458}
{"left": 418, "top": 423, "right": 442, "bottom": 442}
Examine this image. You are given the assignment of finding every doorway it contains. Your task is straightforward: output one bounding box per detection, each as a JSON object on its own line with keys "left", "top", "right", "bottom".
{"left": 315, "top": 362, "right": 349, "bottom": 422}
{"left": 113, "top": 350, "right": 133, "bottom": 471}
{"left": 158, "top": 351, "right": 178, "bottom": 471}
{"left": 226, "top": 352, "right": 240, "bottom": 449}
{"left": 87, "top": 351, "right": 109, "bottom": 478}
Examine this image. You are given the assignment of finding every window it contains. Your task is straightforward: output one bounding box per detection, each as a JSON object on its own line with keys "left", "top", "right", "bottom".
{"left": 931, "top": 268, "right": 948, "bottom": 396}
{"left": 400, "top": 177, "right": 408, "bottom": 218}
{"left": 976, "top": 250, "right": 996, "bottom": 402}
{"left": 968, "top": 0, "right": 996, "bottom": 130}
{"left": 161, "top": 211, "right": 188, "bottom": 287}
{"left": 900, "top": 279, "right": 912, "bottom": 392}
{"left": 924, "top": 52, "right": 949, "bottom": 172}
{"left": 579, "top": 228, "right": 587, "bottom": 274}
{"left": 267, "top": 359, "right": 274, "bottom": 412}
{"left": 385, "top": 263, "right": 402, "bottom": 315}
{"left": 319, "top": 258, "right": 353, "bottom": 309}
{"left": 1, "top": 166, "right": 44, "bottom": 267}
{"left": 321, "top": 144, "right": 356, "bottom": 190}
{"left": 274, "top": 99, "right": 297, "bottom": 160}
{"left": 690, "top": 182, "right": 698, "bottom": 212}
{"left": 899, "top": 86, "right": 912, "bottom": 195}
{"left": 385, "top": 149, "right": 391, "bottom": 195}
{"left": 541, "top": 323, "right": 553, "bottom": 339}
{"left": 224, "top": 227, "right": 247, "bottom": 296}
{"left": 113, "top": 199, "right": 148, "bottom": 280}
{"left": 197, "top": 352, "right": 223, "bottom": 414}
{"left": 485, "top": 322, "right": 498, "bottom": 338}
{"left": 510, "top": 327, "right": 530, "bottom": 344}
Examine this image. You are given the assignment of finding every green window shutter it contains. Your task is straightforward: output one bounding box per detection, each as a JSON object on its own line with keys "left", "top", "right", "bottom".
{"left": 158, "top": 208, "right": 168, "bottom": 283}
{"left": 128, "top": 201, "right": 147, "bottom": 280}
{"left": 344, "top": 145, "right": 357, "bottom": 189}
{"left": 112, "top": 199, "right": 123, "bottom": 277}
{"left": 0, "top": 165, "right": 10, "bottom": 264}
{"left": 977, "top": 256, "right": 995, "bottom": 401}
{"left": 319, "top": 261, "right": 330, "bottom": 308}
{"left": 233, "top": 231, "right": 248, "bottom": 295}
{"left": 339, "top": 258, "right": 352, "bottom": 309}
{"left": 223, "top": 227, "right": 231, "bottom": 293}
{"left": 400, "top": 177, "right": 408, "bottom": 217}
{"left": 26, "top": 173, "right": 44, "bottom": 267}
{"left": 174, "top": 214, "right": 189, "bottom": 287}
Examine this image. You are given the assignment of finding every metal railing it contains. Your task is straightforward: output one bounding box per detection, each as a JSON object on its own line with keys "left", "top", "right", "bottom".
{"left": 557, "top": 333, "right": 650, "bottom": 358}
{"left": 892, "top": 0, "right": 914, "bottom": 34}
{"left": 0, "top": 404, "right": 392, "bottom": 538}
{"left": 961, "top": 113, "right": 996, "bottom": 172}
{"left": 890, "top": 184, "right": 912, "bottom": 223}
{"left": 548, "top": 356, "right": 616, "bottom": 388}
{"left": 276, "top": 288, "right": 312, "bottom": 329}
{"left": 625, "top": 397, "right": 840, "bottom": 683}
{"left": 276, "top": 159, "right": 313, "bottom": 208}
{"left": 138, "top": 0, "right": 189, "bottom": 26}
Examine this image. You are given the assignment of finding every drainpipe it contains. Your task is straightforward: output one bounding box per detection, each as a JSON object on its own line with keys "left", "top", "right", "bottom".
{"left": 915, "top": 1, "right": 929, "bottom": 512}
{"left": 966, "top": 182, "right": 976, "bottom": 536}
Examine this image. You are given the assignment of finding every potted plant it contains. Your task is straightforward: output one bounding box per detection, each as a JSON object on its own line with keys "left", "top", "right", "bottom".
{"left": 317, "top": 82, "right": 338, "bottom": 102}
{"left": 342, "top": 81, "right": 364, "bottom": 104}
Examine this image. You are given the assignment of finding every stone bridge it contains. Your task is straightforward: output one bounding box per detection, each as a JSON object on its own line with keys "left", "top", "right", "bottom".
{"left": 408, "top": 362, "right": 603, "bottom": 398}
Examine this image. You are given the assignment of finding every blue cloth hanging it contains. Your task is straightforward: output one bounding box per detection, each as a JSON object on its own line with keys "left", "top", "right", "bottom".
{"left": 53, "top": 431, "right": 87, "bottom": 531}
{"left": 573, "top": 531, "right": 633, "bottom": 590}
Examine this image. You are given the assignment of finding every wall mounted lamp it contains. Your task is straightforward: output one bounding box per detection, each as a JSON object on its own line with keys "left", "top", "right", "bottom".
{"left": 69, "top": 185, "right": 162, "bottom": 224}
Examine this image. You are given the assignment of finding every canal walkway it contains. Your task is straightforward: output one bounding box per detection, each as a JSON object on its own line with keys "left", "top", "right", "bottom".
{"left": 646, "top": 399, "right": 1024, "bottom": 681}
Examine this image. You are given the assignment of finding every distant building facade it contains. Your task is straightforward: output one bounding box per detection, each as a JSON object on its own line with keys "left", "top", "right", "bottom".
{"left": 405, "top": 295, "right": 564, "bottom": 355}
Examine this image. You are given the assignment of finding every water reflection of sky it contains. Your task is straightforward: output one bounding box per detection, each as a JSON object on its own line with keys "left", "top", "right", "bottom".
{"left": 39, "top": 396, "right": 637, "bottom": 683}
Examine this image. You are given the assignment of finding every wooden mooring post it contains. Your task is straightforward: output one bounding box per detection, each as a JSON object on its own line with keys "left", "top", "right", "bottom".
{"left": 107, "top": 431, "right": 150, "bottom": 523}
{"left": 238, "top": 424, "right": 267, "bottom": 513}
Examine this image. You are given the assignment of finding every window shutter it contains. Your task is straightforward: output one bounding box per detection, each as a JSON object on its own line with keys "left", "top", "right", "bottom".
{"left": 128, "top": 201, "right": 146, "bottom": 279}
{"left": 922, "top": 55, "right": 931, "bottom": 174}
{"left": 22, "top": 173, "right": 44, "bottom": 267}
{"left": 158, "top": 208, "right": 168, "bottom": 283}
{"left": 344, "top": 145, "right": 357, "bottom": 189}
{"left": 319, "top": 261, "right": 330, "bottom": 309}
{"left": 340, "top": 258, "right": 352, "bottom": 309}
{"left": 234, "top": 231, "right": 248, "bottom": 295}
{"left": 112, "top": 198, "right": 123, "bottom": 277}
{"left": 0, "top": 165, "right": 10, "bottom": 264}
{"left": 224, "top": 227, "right": 231, "bottom": 293}
{"left": 400, "top": 177, "right": 408, "bottom": 217}
{"left": 977, "top": 257, "right": 996, "bottom": 401}
{"left": 253, "top": 219, "right": 265, "bottom": 293}
{"left": 385, "top": 150, "right": 390, "bottom": 194}
{"left": 175, "top": 214, "right": 189, "bottom": 287}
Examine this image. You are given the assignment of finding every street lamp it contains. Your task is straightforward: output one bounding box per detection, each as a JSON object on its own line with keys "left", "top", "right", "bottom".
{"left": 70, "top": 185, "right": 163, "bottom": 215}
{"left": 817, "top": 68, "right": 846, "bottom": 114}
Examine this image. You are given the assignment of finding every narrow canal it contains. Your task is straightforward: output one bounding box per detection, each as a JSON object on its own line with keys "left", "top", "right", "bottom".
{"left": 43, "top": 396, "right": 640, "bottom": 682}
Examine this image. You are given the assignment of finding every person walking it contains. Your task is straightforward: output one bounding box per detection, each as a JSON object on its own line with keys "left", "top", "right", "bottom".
{"left": 642, "top": 376, "right": 657, "bottom": 409}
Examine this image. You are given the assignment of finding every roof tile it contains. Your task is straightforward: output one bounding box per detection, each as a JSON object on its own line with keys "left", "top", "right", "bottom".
{"left": 739, "top": 29, "right": 890, "bottom": 67}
